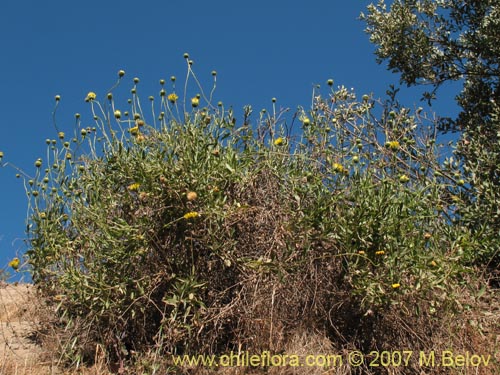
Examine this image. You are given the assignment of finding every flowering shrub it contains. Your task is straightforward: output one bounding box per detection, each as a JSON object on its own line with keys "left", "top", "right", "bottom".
{"left": 2, "top": 57, "right": 489, "bottom": 371}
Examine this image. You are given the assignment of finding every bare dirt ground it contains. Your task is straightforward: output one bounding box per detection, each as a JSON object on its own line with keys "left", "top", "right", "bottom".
{"left": 0, "top": 283, "right": 58, "bottom": 375}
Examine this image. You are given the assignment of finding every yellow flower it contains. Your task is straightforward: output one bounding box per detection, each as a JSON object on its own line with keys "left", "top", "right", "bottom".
{"left": 167, "top": 93, "right": 178, "bottom": 104}
{"left": 358, "top": 250, "right": 365, "bottom": 255}
{"left": 399, "top": 175, "right": 410, "bottom": 183}
{"left": 58, "top": 132, "right": 65, "bottom": 139}
{"left": 0, "top": 151, "right": 4, "bottom": 158}
{"left": 129, "top": 126, "right": 139, "bottom": 136}
{"left": 392, "top": 283, "right": 401, "bottom": 289}
{"left": 430, "top": 260, "right": 437, "bottom": 267}
{"left": 128, "top": 183, "right": 140, "bottom": 191}
{"left": 85, "top": 92, "right": 97, "bottom": 102}
{"left": 114, "top": 110, "right": 122, "bottom": 119}
{"left": 274, "top": 137, "right": 284, "bottom": 146}
{"left": 191, "top": 97, "right": 200, "bottom": 108}
{"left": 375, "top": 250, "right": 385, "bottom": 255}
{"left": 183, "top": 211, "right": 199, "bottom": 220}
{"left": 332, "top": 163, "right": 344, "bottom": 173}
{"left": 135, "top": 134, "right": 145, "bottom": 142}
{"left": 9, "top": 257, "right": 20, "bottom": 271}
{"left": 387, "top": 141, "right": 400, "bottom": 150}
{"left": 300, "top": 116, "right": 311, "bottom": 126}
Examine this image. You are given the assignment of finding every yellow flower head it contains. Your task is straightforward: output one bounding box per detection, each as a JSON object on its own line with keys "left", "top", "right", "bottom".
{"left": 332, "top": 163, "right": 344, "bottom": 173}
{"left": 399, "top": 175, "right": 410, "bottom": 183}
{"left": 58, "top": 132, "right": 65, "bottom": 139}
{"left": 114, "top": 110, "right": 122, "bottom": 119}
{"left": 375, "top": 250, "right": 385, "bottom": 255}
{"left": 129, "top": 126, "right": 139, "bottom": 136}
{"left": 387, "top": 141, "right": 400, "bottom": 150}
{"left": 300, "top": 116, "right": 311, "bottom": 126}
{"left": 167, "top": 93, "right": 178, "bottom": 104}
{"left": 9, "top": 257, "right": 20, "bottom": 271}
{"left": 183, "top": 211, "right": 199, "bottom": 220}
{"left": 358, "top": 250, "right": 365, "bottom": 255}
{"left": 274, "top": 137, "right": 284, "bottom": 146}
{"left": 0, "top": 151, "right": 4, "bottom": 158}
{"left": 392, "top": 283, "right": 401, "bottom": 289}
{"left": 85, "top": 92, "right": 97, "bottom": 102}
{"left": 191, "top": 97, "right": 200, "bottom": 108}
{"left": 128, "top": 182, "right": 140, "bottom": 191}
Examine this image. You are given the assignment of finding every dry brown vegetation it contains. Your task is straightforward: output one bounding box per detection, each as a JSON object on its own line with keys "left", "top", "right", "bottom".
{"left": 0, "top": 280, "right": 498, "bottom": 374}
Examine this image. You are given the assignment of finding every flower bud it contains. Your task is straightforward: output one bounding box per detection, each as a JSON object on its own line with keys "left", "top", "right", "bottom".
{"left": 187, "top": 191, "right": 198, "bottom": 201}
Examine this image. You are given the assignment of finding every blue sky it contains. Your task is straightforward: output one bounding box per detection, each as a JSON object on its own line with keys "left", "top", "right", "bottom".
{"left": 0, "top": 0, "right": 460, "bottom": 280}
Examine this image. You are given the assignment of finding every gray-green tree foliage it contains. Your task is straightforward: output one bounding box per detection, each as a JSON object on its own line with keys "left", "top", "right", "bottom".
{"left": 362, "top": 0, "right": 500, "bottom": 268}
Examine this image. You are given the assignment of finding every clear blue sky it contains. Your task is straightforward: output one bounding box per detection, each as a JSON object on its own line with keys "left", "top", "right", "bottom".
{"left": 0, "top": 0, "right": 459, "bottom": 281}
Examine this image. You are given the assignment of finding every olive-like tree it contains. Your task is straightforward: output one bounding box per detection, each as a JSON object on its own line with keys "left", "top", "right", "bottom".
{"left": 362, "top": 0, "right": 500, "bottom": 270}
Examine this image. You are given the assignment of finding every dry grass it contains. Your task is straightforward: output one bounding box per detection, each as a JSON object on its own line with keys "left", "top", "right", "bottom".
{"left": 0, "top": 282, "right": 55, "bottom": 374}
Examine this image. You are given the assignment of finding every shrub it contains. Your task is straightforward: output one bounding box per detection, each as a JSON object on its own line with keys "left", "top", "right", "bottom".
{"left": 13, "top": 62, "right": 484, "bottom": 371}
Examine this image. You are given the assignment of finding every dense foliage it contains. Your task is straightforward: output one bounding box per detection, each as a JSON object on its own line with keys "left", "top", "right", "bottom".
{"left": 362, "top": 0, "right": 500, "bottom": 271}
{"left": 12, "top": 62, "right": 487, "bottom": 373}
